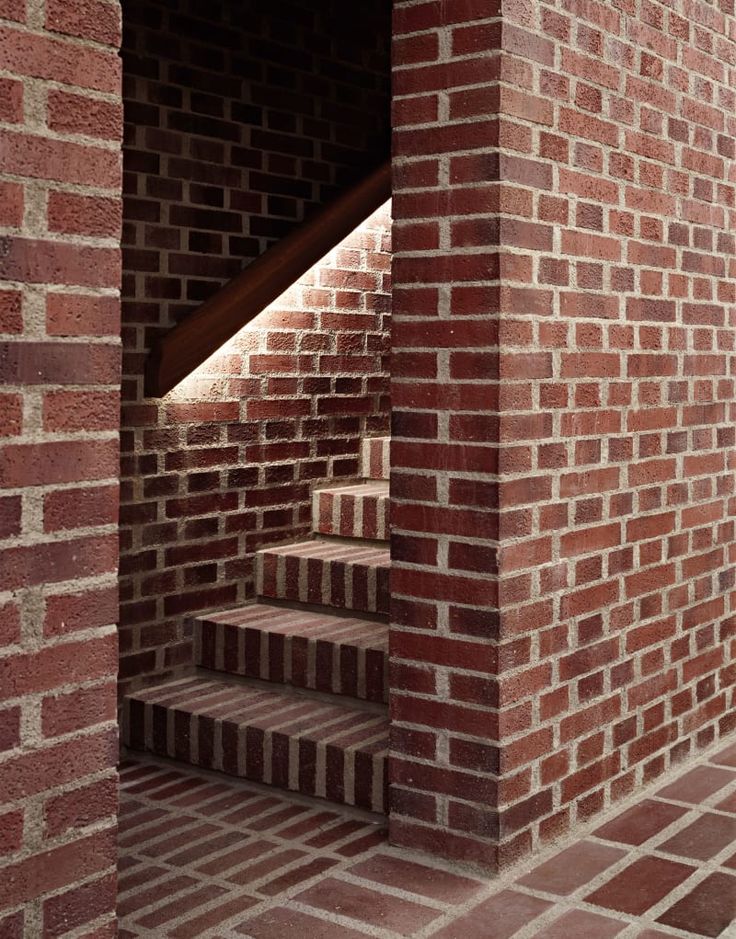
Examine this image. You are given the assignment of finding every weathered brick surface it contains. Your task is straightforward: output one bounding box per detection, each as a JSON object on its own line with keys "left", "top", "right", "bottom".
{"left": 0, "top": 0, "right": 121, "bottom": 929}
{"left": 391, "top": 0, "right": 736, "bottom": 870}
{"left": 117, "top": 746, "right": 736, "bottom": 938}
{"left": 119, "top": 0, "right": 391, "bottom": 688}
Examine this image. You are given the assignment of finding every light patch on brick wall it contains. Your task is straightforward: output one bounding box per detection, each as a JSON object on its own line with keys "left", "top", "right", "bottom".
{"left": 170, "top": 204, "right": 392, "bottom": 399}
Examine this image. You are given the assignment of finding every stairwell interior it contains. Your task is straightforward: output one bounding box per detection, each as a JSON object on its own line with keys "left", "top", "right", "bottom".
{"left": 122, "top": 435, "right": 391, "bottom": 814}
{"left": 118, "top": 0, "right": 398, "bottom": 856}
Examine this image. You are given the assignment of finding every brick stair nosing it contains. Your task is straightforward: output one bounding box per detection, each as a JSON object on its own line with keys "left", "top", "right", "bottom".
{"left": 121, "top": 674, "right": 389, "bottom": 814}
{"left": 194, "top": 602, "right": 388, "bottom": 703}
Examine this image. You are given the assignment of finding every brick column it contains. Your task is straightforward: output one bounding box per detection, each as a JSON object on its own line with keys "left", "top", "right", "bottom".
{"left": 389, "top": 0, "right": 504, "bottom": 870}
{"left": 0, "top": 0, "right": 122, "bottom": 932}
{"left": 391, "top": 0, "right": 736, "bottom": 872}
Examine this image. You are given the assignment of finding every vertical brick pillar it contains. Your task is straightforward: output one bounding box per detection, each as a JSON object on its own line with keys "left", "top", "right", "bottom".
{"left": 0, "top": 0, "right": 122, "bottom": 933}
{"left": 391, "top": 0, "right": 736, "bottom": 872}
{"left": 390, "top": 1, "right": 504, "bottom": 869}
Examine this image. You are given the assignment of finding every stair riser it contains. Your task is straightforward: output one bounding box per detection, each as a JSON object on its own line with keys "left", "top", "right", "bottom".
{"left": 256, "top": 552, "right": 389, "bottom": 616}
{"left": 196, "top": 620, "right": 388, "bottom": 703}
{"left": 361, "top": 437, "right": 390, "bottom": 480}
{"left": 122, "top": 697, "right": 388, "bottom": 814}
{"left": 313, "top": 489, "right": 389, "bottom": 540}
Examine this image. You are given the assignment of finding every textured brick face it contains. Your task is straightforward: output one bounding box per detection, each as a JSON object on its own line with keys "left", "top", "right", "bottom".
{"left": 389, "top": 0, "right": 504, "bottom": 871}
{"left": 391, "top": 0, "right": 736, "bottom": 870}
{"left": 119, "top": 0, "right": 391, "bottom": 687}
{"left": 0, "top": 0, "right": 121, "bottom": 930}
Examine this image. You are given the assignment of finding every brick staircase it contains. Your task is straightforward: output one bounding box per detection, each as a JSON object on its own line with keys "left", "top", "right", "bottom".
{"left": 121, "top": 436, "right": 390, "bottom": 814}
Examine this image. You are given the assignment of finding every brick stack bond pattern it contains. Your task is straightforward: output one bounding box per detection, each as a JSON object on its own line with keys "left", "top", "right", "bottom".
{"left": 119, "top": 204, "right": 391, "bottom": 693}
{"left": 120, "top": 0, "right": 391, "bottom": 690}
{"left": 391, "top": 0, "right": 736, "bottom": 872}
{"left": 0, "top": 0, "right": 122, "bottom": 933}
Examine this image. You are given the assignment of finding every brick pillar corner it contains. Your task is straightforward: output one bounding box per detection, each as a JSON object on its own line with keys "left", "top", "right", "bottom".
{"left": 389, "top": 0, "right": 503, "bottom": 871}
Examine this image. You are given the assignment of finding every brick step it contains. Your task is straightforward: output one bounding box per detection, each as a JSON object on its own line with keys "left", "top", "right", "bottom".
{"left": 313, "top": 480, "right": 389, "bottom": 541}
{"left": 256, "top": 538, "right": 389, "bottom": 616}
{"left": 121, "top": 674, "right": 388, "bottom": 813}
{"left": 194, "top": 602, "right": 388, "bottom": 703}
{"left": 361, "top": 436, "right": 390, "bottom": 480}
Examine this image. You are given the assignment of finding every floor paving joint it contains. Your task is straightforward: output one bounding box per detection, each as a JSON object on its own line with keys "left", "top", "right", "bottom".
{"left": 118, "top": 735, "right": 736, "bottom": 938}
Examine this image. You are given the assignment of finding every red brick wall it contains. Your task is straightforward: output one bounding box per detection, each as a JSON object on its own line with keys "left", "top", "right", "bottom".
{"left": 120, "top": 0, "right": 391, "bottom": 687}
{"left": 0, "top": 0, "right": 122, "bottom": 931}
{"left": 390, "top": 0, "right": 736, "bottom": 871}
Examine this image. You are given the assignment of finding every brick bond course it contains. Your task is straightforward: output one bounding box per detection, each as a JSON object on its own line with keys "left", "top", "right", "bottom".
{"left": 0, "top": 0, "right": 122, "bottom": 933}
{"left": 391, "top": 0, "right": 736, "bottom": 870}
{"left": 119, "top": 0, "right": 391, "bottom": 689}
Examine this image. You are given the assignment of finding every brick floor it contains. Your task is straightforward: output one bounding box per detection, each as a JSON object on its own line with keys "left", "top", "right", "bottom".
{"left": 118, "top": 741, "right": 736, "bottom": 938}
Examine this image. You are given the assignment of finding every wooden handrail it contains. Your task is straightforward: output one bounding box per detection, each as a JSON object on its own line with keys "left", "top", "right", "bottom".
{"left": 146, "top": 159, "right": 392, "bottom": 396}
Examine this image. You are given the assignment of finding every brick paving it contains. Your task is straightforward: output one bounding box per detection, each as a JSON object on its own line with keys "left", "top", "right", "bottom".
{"left": 118, "top": 742, "right": 736, "bottom": 938}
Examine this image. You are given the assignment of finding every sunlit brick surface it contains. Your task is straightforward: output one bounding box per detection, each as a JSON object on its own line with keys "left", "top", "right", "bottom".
{"left": 119, "top": 742, "right": 736, "bottom": 937}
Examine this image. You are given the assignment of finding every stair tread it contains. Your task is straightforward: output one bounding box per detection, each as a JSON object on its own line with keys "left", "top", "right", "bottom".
{"left": 123, "top": 675, "right": 389, "bottom": 813}
{"left": 259, "top": 538, "right": 389, "bottom": 564}
{"left": 196, "top": 603, "right": 388, "bottom": 704}
{"left": 126, "top": 675, "right": 388, "bottom": 745}
{"left": 312, "top": 482, "right": 389, "bottom": 542}
{"left": 314, "top": 480, "right": 389, "bottom": 497}
{"left": 197, "top": 603, "right": 387, "bottom": 651}
{"left": 361, "top": 436, "right": 390, "bottom": 480}
{"left": 257, "top": 538, "right": 390, "bottom": 616}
